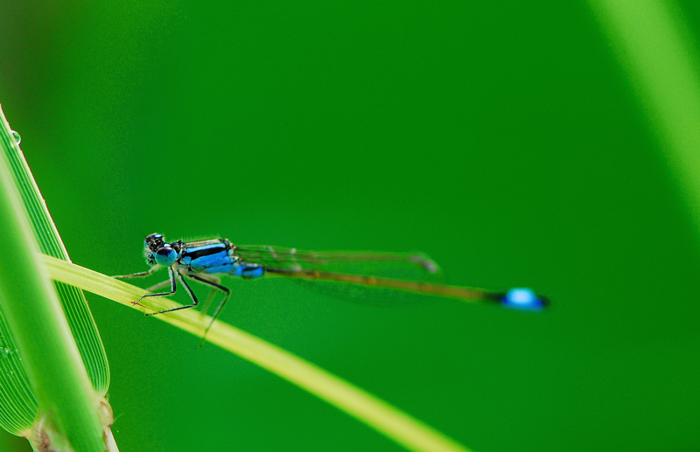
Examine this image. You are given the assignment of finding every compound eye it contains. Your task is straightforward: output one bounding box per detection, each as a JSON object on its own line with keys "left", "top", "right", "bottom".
{"left": 145, "top": 233, "right": 165, "bottom": 250}
{"left": 154, "top": 245, "right": 178, "bottom": 267}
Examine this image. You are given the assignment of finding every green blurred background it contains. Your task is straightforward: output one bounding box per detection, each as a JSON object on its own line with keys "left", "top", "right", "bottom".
{"left": 1, "top": 1, "right": 699, "bottom": 451}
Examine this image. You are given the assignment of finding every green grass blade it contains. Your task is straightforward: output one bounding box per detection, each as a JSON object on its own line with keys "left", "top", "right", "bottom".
{"left": 43, "top": 254, "right": 472, "bottom": 452}
{"left": 0, "top": 116, "right": 107, "bottom": 450}
{"left": 0, "top": 105, "right": 109, "bottom": 395}
{"left": 0, "top": 307, "right": 35, "bottom": 437}
{"left": 588, "top": 0, "right": 700, "bottom": 232}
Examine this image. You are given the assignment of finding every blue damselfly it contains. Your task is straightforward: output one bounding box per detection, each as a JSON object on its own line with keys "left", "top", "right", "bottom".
{"left": 114, "top": 233, "right": 548, "bottom": 336}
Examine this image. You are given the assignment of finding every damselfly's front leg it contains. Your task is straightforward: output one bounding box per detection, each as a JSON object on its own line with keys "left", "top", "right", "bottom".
{"left": 146, "top": 272, "right": 220, "bottom": 294}
{"left": 113, "top": 266, "right": 159, "bottom": 279}
{"left": 145, "top": 279, "right": 172, "bottom": 292}
{"left": 133, "top": 267, "right": 177, "bottom": 307}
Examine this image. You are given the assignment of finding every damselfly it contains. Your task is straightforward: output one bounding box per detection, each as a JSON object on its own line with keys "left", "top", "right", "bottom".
{"left": 114, "top": 233, "right": 548, "bottom": 336}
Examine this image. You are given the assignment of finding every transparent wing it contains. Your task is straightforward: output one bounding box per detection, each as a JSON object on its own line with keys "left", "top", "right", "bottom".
{"left": 235, "top": 245, "right": 441, "bottom": 280}
{"left": 234, "top": 245, "right": 549, "bottom": 309}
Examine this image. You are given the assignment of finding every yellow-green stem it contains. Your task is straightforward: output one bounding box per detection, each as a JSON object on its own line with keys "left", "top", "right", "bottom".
{"left": 43, "top": 255, "right": 472, "bottom": 452}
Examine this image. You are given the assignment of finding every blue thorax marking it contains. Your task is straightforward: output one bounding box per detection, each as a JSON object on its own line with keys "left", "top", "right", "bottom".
{"left": 181, "top": 240, "right": 234, "bottom": 270}
{"left": 183, "top": 249, "right": 232, "bottom": 270}
{"left": 166, "top": 238, "right": 264, "bottom": 279}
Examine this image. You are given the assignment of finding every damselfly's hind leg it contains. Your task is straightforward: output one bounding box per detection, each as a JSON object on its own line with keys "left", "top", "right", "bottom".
{"left": 184, "top": 273, "right": 231, "bottom": 346}
{"left": 188, "top": 274, "right": 222, "bottom": 318}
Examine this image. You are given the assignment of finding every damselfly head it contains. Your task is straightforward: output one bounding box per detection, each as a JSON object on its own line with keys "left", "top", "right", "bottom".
{"left": 144, "top": 233, "right": 166, "bottom": 253}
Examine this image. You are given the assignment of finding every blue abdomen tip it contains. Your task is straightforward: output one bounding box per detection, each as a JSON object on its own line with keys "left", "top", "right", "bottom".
{"left": 503, "top": 288, "right": 546, "bottom": 309}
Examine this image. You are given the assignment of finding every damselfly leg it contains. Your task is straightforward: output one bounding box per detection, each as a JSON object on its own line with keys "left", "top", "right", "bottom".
{"left": 143, "top": 269, "right": 199, "bottom": 316}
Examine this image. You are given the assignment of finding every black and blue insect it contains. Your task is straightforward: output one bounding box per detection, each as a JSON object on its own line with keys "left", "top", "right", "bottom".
{"left": 115, "top": 233, "right": 549, "bottom": 336}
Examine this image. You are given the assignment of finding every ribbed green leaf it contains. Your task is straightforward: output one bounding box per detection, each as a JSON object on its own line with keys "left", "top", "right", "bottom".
{"left": 1, "top": 110, "right": 109, "bottom": 394}
{"left": 0, "top": 106, "right": 111, "bottom": 451}
{"left": 0, "top": 306, "right": 35, "bottom": 437}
